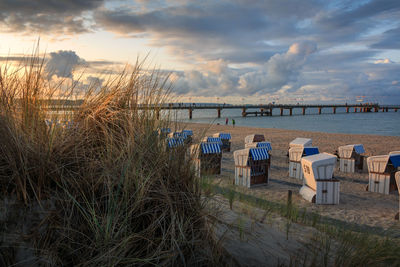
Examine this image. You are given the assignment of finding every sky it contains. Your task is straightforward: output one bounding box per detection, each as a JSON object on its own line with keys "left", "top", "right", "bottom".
{"left": 0, "top": 0, "right": 399, "bottom": 104}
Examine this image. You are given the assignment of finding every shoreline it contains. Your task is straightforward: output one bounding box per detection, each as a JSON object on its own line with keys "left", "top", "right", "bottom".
{"left": 183, "top": 122, "right": 400, "bottom": 156}
{"left": 178, "top": 117, "right": 400, "bottom": 137}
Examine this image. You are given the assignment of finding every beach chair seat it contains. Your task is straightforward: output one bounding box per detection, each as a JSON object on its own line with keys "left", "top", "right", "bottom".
{"left": 300, "top": 153, "right": 338, "bottom": 204}
{"left": 213, "top": 133, "right": 231, "bottom": 152}
{"left": 288, "top": 147, "right": 319, "bottom": 180}
{"left": 234, "top": 147, "right": 269, "bottom": 188}
{"left": 190, "top": 142, "right": 222, "bottom": 177}
{"left": 244, "top": 134, "right": 265, "bottom": 144}
{"left": 338, "top": 144, "right": 365, "bottom": 173}
{"left": 367, "top": 154, "right": 400, "bottom": 194}
{"left": 395, "top": 172, "right": 400, "bottom": 220}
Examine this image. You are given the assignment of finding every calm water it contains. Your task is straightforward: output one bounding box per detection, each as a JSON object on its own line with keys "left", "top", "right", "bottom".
{"left": 171, "top": 107, "right": 400, "bottom": 136}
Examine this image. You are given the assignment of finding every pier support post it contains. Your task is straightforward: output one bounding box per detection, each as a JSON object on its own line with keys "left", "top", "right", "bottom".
{"left": 289, "top": 108, "right": 293, "bottom": 116}
{"left": 333, "top": 107, "right": 336, "bottom": 114}
{"left": 260, "top": 108, "right": 264, "bottom": 116}
{"left": 280, "top": 108, "right": 284, "bottom": 116}
{"left": 382, "top": 107, "right": 385, "bottom": 112}
{"left": 270, "top": 108, "right": 273, "bottom": 116}
{"left": 302, "top": 107, "right": 306, "bottom": 115}
{"left": 395, "top": 109, "right": 398, "bottom": 112}
{"left": 318, "top": 107, "right": 322, "bottom": 114}
{"left": 386, "top": 107, "right": 389, "bottom": 112}
{"left": 354, "top": 107, "right": 357, "bottom": 113}
{"left": 189, "top": 108, "right": 193, "bottom": 119}
{"left": 346, "top": 107, "right": 349, "bottom": 113}
{"left": 374, "top": 107, "right": 378, "bottom": 112}
{"left": 217, "top": 108, "right": 221, "bottom": 118}
{"left": 242, "top": 108, "right": 247, "bottom": 117}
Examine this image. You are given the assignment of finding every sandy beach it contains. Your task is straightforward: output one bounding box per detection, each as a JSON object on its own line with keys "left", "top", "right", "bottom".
{"left": 184, "top": 122, "right": 400, "bottom": 231}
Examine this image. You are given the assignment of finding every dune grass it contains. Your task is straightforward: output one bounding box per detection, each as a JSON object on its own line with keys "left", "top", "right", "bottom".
{"left": 208, "top": 183, "right": 400, "bottom": 266}
{"left": 0, "top": 53, "right": 226, "bottom": 266}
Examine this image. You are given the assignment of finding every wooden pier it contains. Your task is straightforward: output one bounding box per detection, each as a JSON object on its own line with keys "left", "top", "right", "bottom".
{"left": 45, "top": 102, "right": 399, "bottom": 119}
{"left": 155, "top": 103, "right": 399, "bottom": 119}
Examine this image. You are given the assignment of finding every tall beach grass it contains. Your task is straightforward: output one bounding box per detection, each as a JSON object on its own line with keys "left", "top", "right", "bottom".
{"left": 0, "top": 52, "right": 225, "bottom": 266}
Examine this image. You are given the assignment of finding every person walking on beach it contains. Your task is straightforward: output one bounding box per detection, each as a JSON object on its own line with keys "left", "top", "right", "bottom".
{"left": 232, "top": 119, "right": 235, "bottom": 127}
{"left": 225, "top": 118, "right": 228, "bottom": 125}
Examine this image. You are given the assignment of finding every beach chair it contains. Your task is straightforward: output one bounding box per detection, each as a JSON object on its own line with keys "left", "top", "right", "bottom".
{"left": 190, "top": 142, "right": 222, "bottom": 177}
{"left": 158, "top": 127, "right": 171, "bottom": 137}
{"left": 168, "top": 131, "right": 191, "bottom": 144}
{"left": 166, "top": 137, "right": 185, "bottom": 149}
{"left": 287, "top": 138, "right": 312, "bottom": 160}
{"left": 395, "top": 172, "right": 400, "bottom": 220}
{"left": 244, "top": 134, "right": 265, "bottom": 144}
{"left": 234, "top": 147, "right": 269, "bottom": 188}
{"left": 202, "top": 136, "right": 223, "bottom": 148}
{"left": 212, "top": 133, "right": 231, "bottom": 152}
{"left": 289, "top": 138, "right": 312, "bottom": 149}
{"left": 366, "top": 154, "right": 400, "bottom": 194}
{"left": 181, "top": 130, "right": 193, "bottom": 144}
{"left": 245, "top": 141, "right": 272, "bottom": 168}
{"left": 338, "top": 144, "right": 365, "bottom": 173}
{"left": 300, "top": 153, "right": 339, "bottom": 204}
{"left": 288, "top": 147, "right": 319, "bottom": 180}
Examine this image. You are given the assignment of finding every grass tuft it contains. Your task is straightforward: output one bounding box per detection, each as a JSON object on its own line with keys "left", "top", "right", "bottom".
{"left": 0, "top": 51, "right": 226, "bottom": 266}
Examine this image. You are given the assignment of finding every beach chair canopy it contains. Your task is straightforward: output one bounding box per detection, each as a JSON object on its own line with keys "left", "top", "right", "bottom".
{"left": 181, "top": 129, "right": 193, "bottom": 136}
{"left": 289, "top": 138, "right": 312, "bottom": 149}
{"left": 200, "top": 142, "right": 222, "bottom": 154}
{"left": 301, "top": 153, "right": 337, "bottom": 189}
{"left": 244, "top": 134, "right": 265, "bottom": 144}
{"left": 245, "top": 141, "right": 272, "bottom": 150}
{"left": 367, "top": 154, "right": 400, "bottom": 173}
{"left": 214, "top": 133, "right": 231, "bottom": 140}
{"left": 250, "top": 147, "right": 270, "bottom": 161}
{"left": 289, "top": 146, "right": 319, "bottom": 162}
{"left": 255, "top": 142, "right": 272, "bottom": 151}
{"left": 159, "top": 128, "right": 171, "bottom": 134}
{"left": 338, "top": 144, "right": 365, "bottom": 158}
{"left": 169, "top": 131, "right": 188, "bottom": 139}
{"left": 202, "top": 137, "right": 223, "bottom": 145}
{"left": 389, "top": 151, "right": 400, "bottom": 156}
{"left": 390, "top": 154, "right": 400, "bottom": 168}
{"left": 234, "top": 148, "right": 269, "bottom": 166}
{"left": 167, "top": 137, "right": 185, "bottom": 148}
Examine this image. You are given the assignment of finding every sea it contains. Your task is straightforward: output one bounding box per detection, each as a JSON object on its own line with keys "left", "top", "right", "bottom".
{"left": 170, "top": 107, "right": 400, "bottom": 136}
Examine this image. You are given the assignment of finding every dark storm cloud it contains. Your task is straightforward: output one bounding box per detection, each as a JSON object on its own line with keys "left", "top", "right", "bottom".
{"left": 370, "top": 26, "right": 400, "bottom": 49}
{"left": 0, "top": 0, "right": 105, "bottom": 34}
{"left": 311, "top": 0, "right": 400, "bottom": 45}
{"left": 94, "top": 0, "right": 321, "bottom": 63}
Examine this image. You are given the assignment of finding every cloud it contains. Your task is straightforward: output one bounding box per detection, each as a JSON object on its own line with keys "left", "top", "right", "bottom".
{"left": 2, "top": 0, "right": 399, "bottom": 103}
{"left": 311, "top": 0, "right": 400, "bottom": 46}
{"left": 0, "top": 0, "right": 105, "bottom": 34}
{"left": 171, "top": 41, "right": 317, "bottom": 97}
{"left": 238, "top": 41, "right": 317, "bottom": 94}
{"left": 94, "top": 0, "right": 321, "bottom": 64}
{"left": 45, "top": 50, "right": 86, "bottom": 79}
{"left": 374, "top": 58, "right": 394, "bottom": 64}
{"left": 370, "top": 26, "right": 400, "bottom": 49}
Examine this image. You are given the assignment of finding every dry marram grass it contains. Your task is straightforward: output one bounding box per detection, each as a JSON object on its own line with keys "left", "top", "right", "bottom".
{"left": 0, "top": 53, "right": 226, "bottom": 266}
